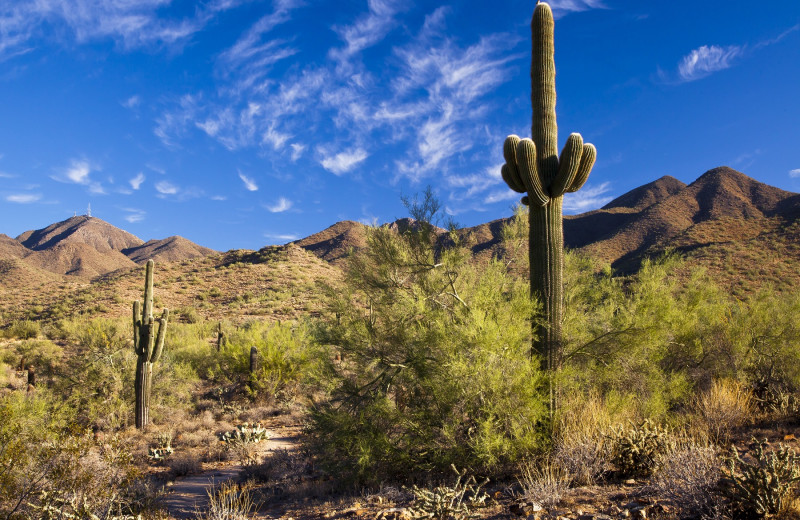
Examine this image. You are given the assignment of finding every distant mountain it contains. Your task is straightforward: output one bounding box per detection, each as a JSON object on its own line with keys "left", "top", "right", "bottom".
{"left": 123, "top": 236, "right": 216, "bottom": 264}
{"left": 567, "top": 166, "right": 798, "bottom": 270}
{"left": 0, "top": 234, "right": 29, "bottom": 260}
{"left": 17, "top": 215, "right": 143, "bottom": 252}
{"left": 292, "top": 220, "right": 369, "bottom": 265}
{"left": 8, "top": 216, "right": 215, "bottom": 279}
{"left": 294, "top": 167, "right": 800, "bottom": 285}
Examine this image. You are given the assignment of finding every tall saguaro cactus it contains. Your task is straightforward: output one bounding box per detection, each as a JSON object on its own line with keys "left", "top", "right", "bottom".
{"left": 133, "top": 259, "right": 169, "bottom": 429}
{"left": 501, "top": 2, "right": 597, "bottom": 413}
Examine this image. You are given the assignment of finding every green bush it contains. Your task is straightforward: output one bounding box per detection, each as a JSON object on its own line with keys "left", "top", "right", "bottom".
{"left": 307, "top": 196, "right": 547, "bottom": 483}
{"left": 0, "top": 392, "right": 147, "bottom": 519}
{"left": 3, "top": 319, "right": 41, "bottom": 340}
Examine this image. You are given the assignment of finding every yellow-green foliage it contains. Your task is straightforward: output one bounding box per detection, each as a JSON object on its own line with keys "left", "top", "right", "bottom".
{"left": 308, "top": 200, "right": 547, "bottom": 482}
{"left": 0, "top": 391, "right": 145, "bottom": 519}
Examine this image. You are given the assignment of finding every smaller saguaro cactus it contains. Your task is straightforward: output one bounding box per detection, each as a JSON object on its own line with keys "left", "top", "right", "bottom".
{"left": 217, "top": 322, "right": 226, "bottom": 351}
{"left": 26, "top": 365, "right": 35, "bottom": 387}
{"left": 249, "top": 346, "right": 260, "bottom": 375}
{"left": 133, "top": 260, "right": 169, "bottom": 429}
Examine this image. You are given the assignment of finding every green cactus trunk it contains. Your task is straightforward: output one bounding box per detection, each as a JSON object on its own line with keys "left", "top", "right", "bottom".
{"left": 133, "top": 260, "right": 168, "bottom": 429}
{"left": 500, "top": 2, "right": 597, "bottom": 417}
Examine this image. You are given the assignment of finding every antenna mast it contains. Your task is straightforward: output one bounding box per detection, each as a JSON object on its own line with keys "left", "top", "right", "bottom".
{"left": 87, "top": 203, "right": 91, "bottom": 217}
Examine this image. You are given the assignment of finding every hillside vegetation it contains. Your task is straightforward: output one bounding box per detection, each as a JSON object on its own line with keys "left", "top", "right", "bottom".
{"left": 2, "top": 172, "right": 800, "bottom": 519}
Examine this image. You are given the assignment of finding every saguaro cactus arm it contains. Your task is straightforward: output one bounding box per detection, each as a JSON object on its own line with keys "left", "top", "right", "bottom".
{"left": 151, "top": 310, "right": 169, "bottom": 363}
{"left": 566, "top": 143, "right": 597, "bottom": 193}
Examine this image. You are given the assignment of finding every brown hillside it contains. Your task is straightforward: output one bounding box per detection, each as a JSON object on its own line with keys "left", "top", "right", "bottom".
{"left": 123, "top": 236, "right": 216, "bottom": 264}
{"left": 292, "top": 220, "right": 368, "bottom": 265}
{"left": 23, "top": 242, "right": 137, "bottom": 278}
{"left": 0, "top": 234, "right": 29, "bottom": 260}
{"left": 17, "top": 215, "right": 143, "bottom": 252}
{"left": 0, "top": 243, "right": 340, "bottom": 326}
{"left": 602, "top": 175, "right": 687, "bottom": 211}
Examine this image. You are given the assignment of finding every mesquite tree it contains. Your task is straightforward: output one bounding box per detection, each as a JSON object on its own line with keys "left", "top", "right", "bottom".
{"left": 500, "top": 2, "right": 597, "bottom": 413}
{"left": 133, "top": 259, "right": 169, "bottom": 429}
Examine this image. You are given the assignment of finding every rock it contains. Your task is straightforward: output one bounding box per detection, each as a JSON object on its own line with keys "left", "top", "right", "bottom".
{"left": 374, "top": 508, "right": 414, "bottom": 520}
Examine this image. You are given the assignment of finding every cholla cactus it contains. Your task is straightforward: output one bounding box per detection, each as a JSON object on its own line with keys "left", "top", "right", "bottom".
{"left": 408, "top": 465, "right": 489, "bottom": 520}
{"left": 726, "top": 438, "right": 800, "bottom": 516}
{"left": 133, "top": 260, "right": 169, "bottom": 429}
{"left": 607, "top": 419, "right": 672, "bottom": 477}
{"left": 500, "top": 2, "right": 597, "bottom": 415}
{"left": 220, "top": 422, "right": 270, "bottom": 447}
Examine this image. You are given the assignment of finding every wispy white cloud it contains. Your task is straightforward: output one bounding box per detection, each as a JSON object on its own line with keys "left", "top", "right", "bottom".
{"left": 547, "top": 0, "right": 606, "bottom": 19}
{"left": 6, "top": 193, "right": 42, "bottom": 203}
{"left": 330, "top": 0, "right": 404, "bottom": 60}
{"left": 65, "top": 159, "right": 91, "bottom": 184}
{"left": 122, "top": 95, "right": 141, "bottom": 109}
{"left": 319, "top": 147, "right": 368, "bottom": 175}
{"left": 155, "top": 180, "right": 179, "bottom": 195}
{"left": 484, "top": 189, "right": 522, "bottom": 205}
{"left": 129, "top": 172, "right": 145, "bottom": 190}
{"left": 790, "top": 169, "right": 800, "bottom": 179}
{"left": 290, "top": 143, "right": 305, "bottom": 161}
{"left": 266, "top": 197, "right": 292, "bottom": 213}
{"left": 154, "top": 94, "right": 200, "bottom": 148}
{"left": 677, "top": 44, "right": 742, "bottom": 82}
{"left": 0, "top": 0, "right": 249, "bottom": 60}
{"left": 264, "top": 232, "right": 299, "bottom": 242}
{"left": 238, "top": 171, "right": 258, "bottom": 191}
{"left": 447, "top": 162, "right": 504, "bottom": 201}
{"left": 122, "top": 207, "right": 146, "bottom": 223}
{"left": 0, "top": 171, "right": 15, "bottom": 178}
{"left": 563, "top": 182, "right": 613, "bottom": 213}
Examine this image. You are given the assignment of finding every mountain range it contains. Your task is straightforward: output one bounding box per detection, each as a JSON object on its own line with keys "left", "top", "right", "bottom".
{"left": 1, "top": 166, "right": 798, "bottom": 323}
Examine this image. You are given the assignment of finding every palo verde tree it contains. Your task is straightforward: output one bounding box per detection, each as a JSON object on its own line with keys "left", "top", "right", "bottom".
{"left": 133, "top": 260, "right": 168, "bottom": 429}
{"left": 500, "top": 2, "right": 597, "bottom": 414}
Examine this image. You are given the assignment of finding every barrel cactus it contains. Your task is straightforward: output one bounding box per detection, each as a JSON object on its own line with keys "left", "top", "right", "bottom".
{"left": 133, "top": 259, "right": 169, "bottom": 429}
{"left": 501, "top": 2, "right": 597, "bottom": 414}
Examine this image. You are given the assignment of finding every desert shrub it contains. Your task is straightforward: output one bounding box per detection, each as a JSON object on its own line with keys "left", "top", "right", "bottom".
{"left": 308, "top": 194, "right": 547, "bottom": 482}
{"left": 551, "top": 391, "right": 621, "bottom": 485}
{"left": 607, "top": 419, "right": 673, "bottom": 477}
{"left": 199, "top": 480, "right": 258, "bottom": 520}
{"left": 240, "top": 448, "right": 309, "bottom": 483}
{"left": 3, "top": 319, "right": 41, "bottom": 339}
{"left": 518, "top": 459, "right": 570, "bottom": 508}
{"left": 205, "top": 320, "right": 318, "bottom": 402}
{"left": 726, "top": 439, "right": 800, "bottom": 518}
{"left": 691, "top": 378, "right": 754, "bottom": 445}
{"left": 12, "top": 338, "right": 64, "bottom": 380}
{"left": 168, "top": 451, "right": 203, "bottom": 477}
{"left": 648, "top": 440, "right": 723, "bottom": 516}
{"left": 0, "top": 391, "right": 148, "bottom": 519}
{"left": 731, "top": 290, "right": 800, "bottom": 411}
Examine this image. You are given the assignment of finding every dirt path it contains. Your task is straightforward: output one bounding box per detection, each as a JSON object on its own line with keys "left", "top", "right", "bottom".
{"left": 162, "top": 427, "right": 300, "bottom": 519}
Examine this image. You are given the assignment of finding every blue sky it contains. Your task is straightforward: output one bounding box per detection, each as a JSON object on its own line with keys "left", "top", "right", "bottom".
{"left": 1, "top": 0, "right": 798, "bottom": 251}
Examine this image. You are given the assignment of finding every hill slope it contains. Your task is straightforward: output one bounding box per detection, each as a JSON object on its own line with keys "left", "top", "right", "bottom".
{"left": 11, "top": 216, "right": 215, "bottom": 278}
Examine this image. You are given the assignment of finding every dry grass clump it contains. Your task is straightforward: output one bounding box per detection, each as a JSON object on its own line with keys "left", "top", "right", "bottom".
{"left": 240, "top": 448, "right": 309, "bottom": 483}
{"left": 168, "top": 450, "right": 204, "bottom": 477}
{"left": 647, "top": 439, "right": 723, "bottom": 516}
{"left": 691, "top": 378, "right": 754, "bottom": 445}
{"left": 551, "top": 393, "right": 617, "bottom": 486}
{"left": 518, "top": 459, "right": 571, "bottom": 509}
{"left": 196, "top": 480, "right": 259, "bottom": 520}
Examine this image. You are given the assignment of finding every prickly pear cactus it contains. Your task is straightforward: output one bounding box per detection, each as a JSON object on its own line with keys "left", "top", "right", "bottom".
{"left": 133, "top": 259, "right": 169, "bottom": 429}
{"left": 500, "top": 2, "right": 597, "bottom": 415}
